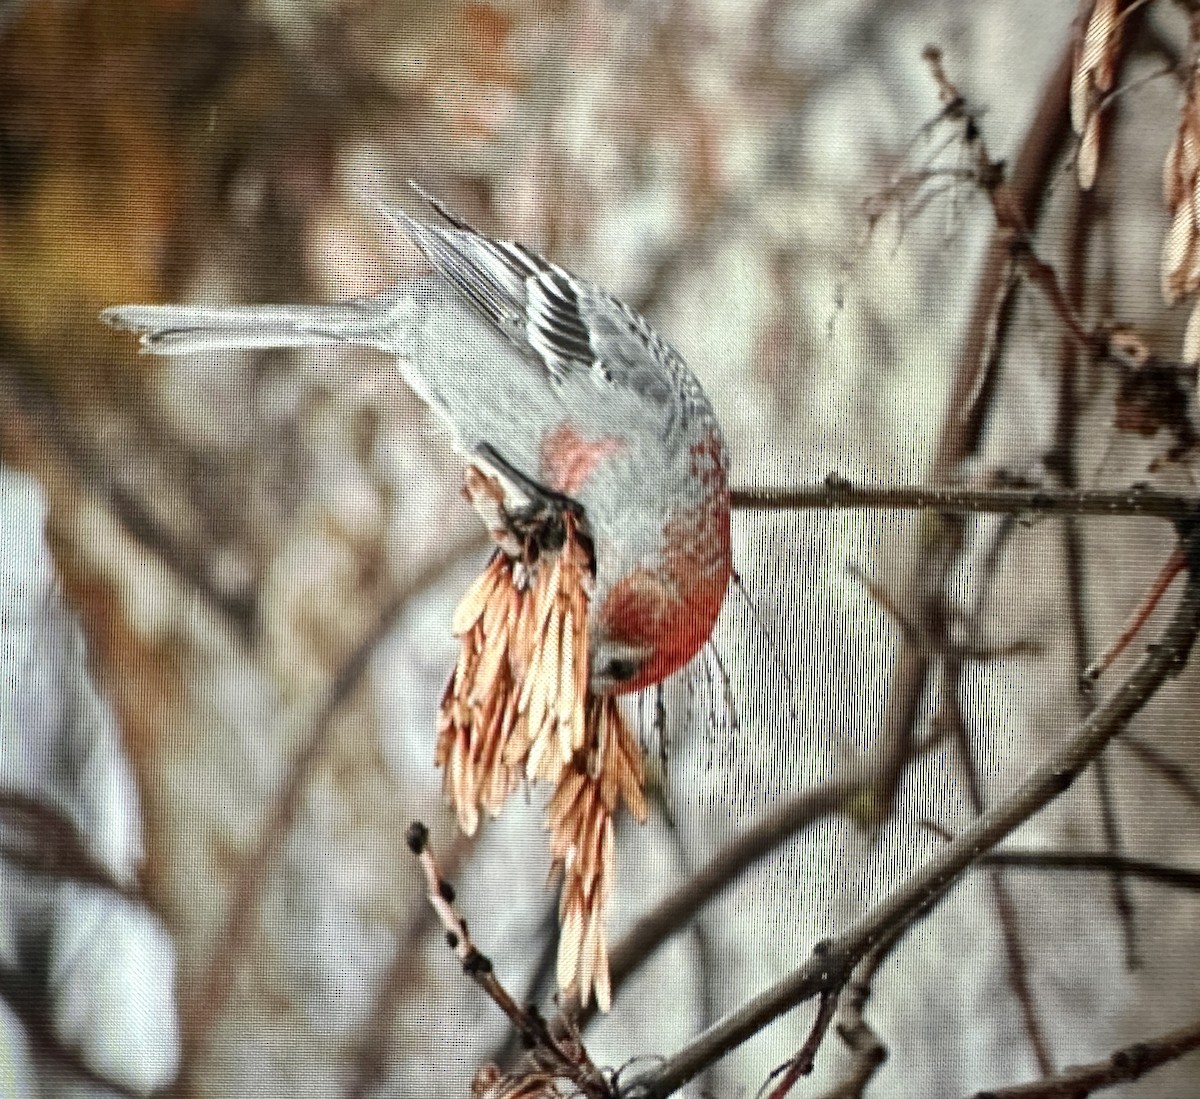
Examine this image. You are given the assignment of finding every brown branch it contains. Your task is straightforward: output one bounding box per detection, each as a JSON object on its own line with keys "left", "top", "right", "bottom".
{"left": 616, "top": 567, "right": 1200, "bottom": 1099}
{"left": 406, "top": 822, "right": 614, "bottom": 1099}
{"left": 981, "top": 849, "right": 1200, "bottom": 891}
{"left": 763, "top": 987, "right": 840, "bottom": 1099}
{"left": 932, "top": 509, "right": 1055, "bottom": 1078}
{"left": 731, "top": 480, "right": 1196, "bottom": 520}
{"left": 866, "top": 30, "right": 1090, "bottom": 831}
{"left": 1083, "top": 545, "right": 1187, "bottom": 682}
{"left": 345, "top": 832, "right": 474, "bottom": 1099}
{"left": 925, "top": 44, "right": 1097, "bottom": 352}
{"left": 485, "top": 901, "right": 561, "bottom": 1074}
{"left": 406, "top": 823, "right": 535, "bottom": 1036}
{"left": 965, "top": 1017, "right": 1200, "bottom": 1098}
{"left": 930, "top": 39, "right": 1076, "bottom": 477}
{"left": 986, "top": 864, "right": 1054, "bottom": 1073}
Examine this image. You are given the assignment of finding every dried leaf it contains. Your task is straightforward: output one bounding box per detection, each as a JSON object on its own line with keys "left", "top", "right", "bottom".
{"left": 547, "top": 769, "right": 588, "bottom": 834}
{"left": 593, "top": 933, "right": 612, "bottom": 1014}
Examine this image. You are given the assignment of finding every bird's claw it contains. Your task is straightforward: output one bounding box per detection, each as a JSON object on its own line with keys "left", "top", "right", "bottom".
{"left": 468, "top": 443, "right": 590, "bottom": 564}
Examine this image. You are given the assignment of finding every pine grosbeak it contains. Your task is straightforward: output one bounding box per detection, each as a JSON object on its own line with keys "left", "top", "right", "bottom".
{"left": 101, "top": 187, "right": 732, "bottom": 694}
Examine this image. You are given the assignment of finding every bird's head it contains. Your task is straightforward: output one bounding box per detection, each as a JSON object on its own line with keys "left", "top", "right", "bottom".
{"left": 540, "top": 421, "right": 732, "bottom": 695}
{"left": 588, "top": 545, "right": 730, "bottom": 696}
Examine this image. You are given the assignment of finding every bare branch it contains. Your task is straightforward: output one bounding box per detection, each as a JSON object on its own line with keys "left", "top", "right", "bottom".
{"left": 731, "top": 480, "right": 1196, "bottom": 520}
{"left": 345, "top": 832, "right": 474, "bottom": 1099}
{"left": 981, "top": 849, "right": 1200, "bottom": 891}
{"left": 964, "top": 1017, "right": 1200, "bottom": 1098}
{"left": 406, "top": 822, "right": 614, "bottom": 1099}
{"left": 0, "top": 788, "right": 132, "bottom": 899}
{"left": 617, "top": 568, "right": 1200, "bottom": 1099}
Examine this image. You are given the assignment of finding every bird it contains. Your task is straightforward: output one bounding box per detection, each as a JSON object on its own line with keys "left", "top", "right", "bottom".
{"left": 101, "top": 184, "right": 732, "bottom": 698}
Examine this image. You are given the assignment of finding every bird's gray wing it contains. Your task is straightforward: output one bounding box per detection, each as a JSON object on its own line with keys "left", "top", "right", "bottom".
{"left": 388, "top": 186, "right": 680, "bottom": 398}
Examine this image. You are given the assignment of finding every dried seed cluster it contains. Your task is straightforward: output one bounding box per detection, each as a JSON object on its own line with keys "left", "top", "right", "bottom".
{"left": 472, "top": 1064, "right": 569, "bottom": 1099}
{"left": 436, "top": 517, "right": 647, "bottom": 1011}
{"left": 1072, "top": 3, "right": 1200, "bottom": 364}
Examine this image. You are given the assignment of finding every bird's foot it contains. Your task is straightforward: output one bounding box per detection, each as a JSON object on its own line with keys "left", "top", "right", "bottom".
{"left": 466, "top": 443, "right": 590, "bottom": 568}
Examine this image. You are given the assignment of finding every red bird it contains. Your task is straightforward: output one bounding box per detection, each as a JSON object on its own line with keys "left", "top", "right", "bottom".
{"left": 102, "top": 187, "right": 732, "bottom": 694}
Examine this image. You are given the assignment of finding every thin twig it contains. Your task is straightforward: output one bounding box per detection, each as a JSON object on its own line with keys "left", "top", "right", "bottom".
{"left": 406, "top": 823, "right": 536, "bottom": 1035}
{"left": 924, "top": 45, "right": 1094, "bottom": 348}
{"left": 406, "top": 822, "right": 614, "bottom": 1099}
{"left": 1082, "top": 545, "right": 1186, "bottom": 683}
{"left": 1052, "top": 172, "right": 1141, "bottom": 969}
{"left": 731, "top": 481, "right": 1196, "bottom": 520}
{"left": 345, "top": 832, "right": 473, "bottom": 1099}
{"left": 486, "top": 901, "right": 561, "bottom": 1074}
{"left": 963, "top": 1016, "right": 1200, "bottom": 1098}
{"left": 980, "top": 849, "right": 1200, "bottom": 891}
{"left": 761, "top": 987, "right": 840, "bottom": 1099}
{"left": 866, "top": 30, "right": 1099, "bottom": 817}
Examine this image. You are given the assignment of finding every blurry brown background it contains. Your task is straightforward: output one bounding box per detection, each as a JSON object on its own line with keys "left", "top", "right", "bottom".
{"left": 2, "top": 1, "right": 1200, "bottom": 1097}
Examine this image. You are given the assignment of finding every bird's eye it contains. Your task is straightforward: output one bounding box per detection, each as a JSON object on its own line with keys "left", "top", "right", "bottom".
{"left": 602, "top": 657, "right": 639, "bottom": 682}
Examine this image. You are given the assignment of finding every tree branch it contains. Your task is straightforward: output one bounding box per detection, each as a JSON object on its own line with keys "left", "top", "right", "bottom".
{"left": 731, "top": 481, "right": 1195, "bottom": 520}
{"left": 617, "top": 568, "right": 1200, "bottom": 1099}
{"left": 981, "top": 849, "right": 1200, "bottom": 892}
{"left": 966, "top": 1017, "right": 1200, "bottom": 1098}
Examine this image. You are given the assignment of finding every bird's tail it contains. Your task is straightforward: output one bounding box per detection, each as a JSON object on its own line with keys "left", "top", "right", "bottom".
{"left": 100, "top": 294, "right": 410, "bottom": 356}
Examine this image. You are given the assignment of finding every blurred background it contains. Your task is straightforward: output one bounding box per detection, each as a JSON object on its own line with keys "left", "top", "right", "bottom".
{"left": 3, "top": 0, "right": 1200, "bottom": 1096}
